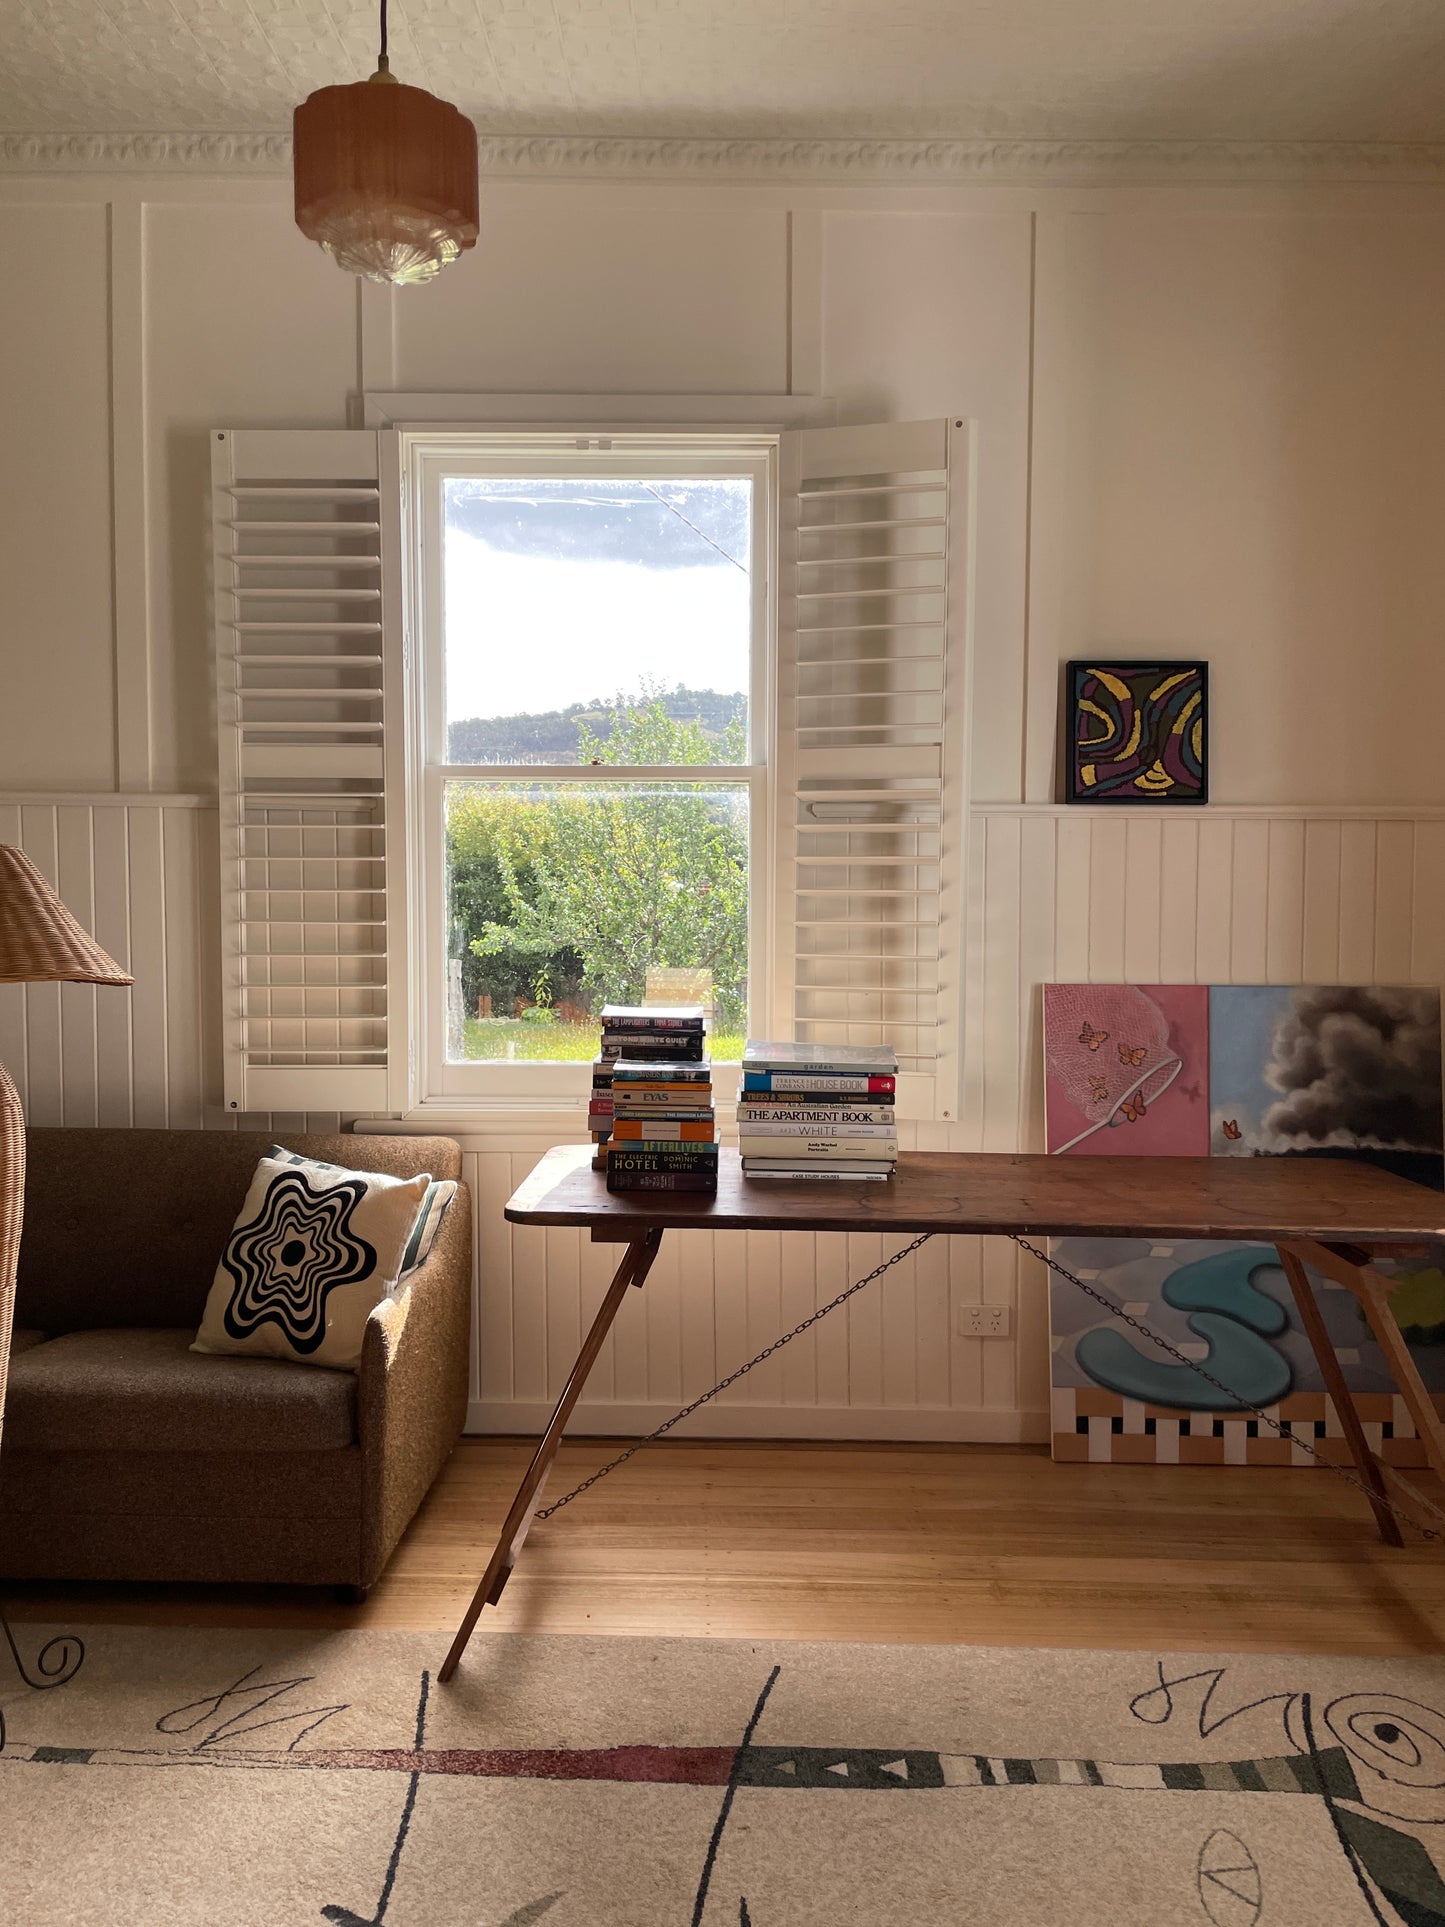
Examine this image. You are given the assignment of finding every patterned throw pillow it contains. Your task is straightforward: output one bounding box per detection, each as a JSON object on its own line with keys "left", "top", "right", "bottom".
{"left": 401, "top": 1178, "right": 458, "bottom": 1276}
{"left": 192, "top": 1149, "right": 432, "bottom": 1372}
{"left": 264, "top": 1150, "right": 456, "bottom": 1279}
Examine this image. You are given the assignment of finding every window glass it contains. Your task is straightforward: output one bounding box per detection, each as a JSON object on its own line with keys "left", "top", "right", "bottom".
{"left": 442, "top": 477, "right": 752, "bottom": 765}
{"left": 444, "top": 780, "right": 748, "bottom": 1063}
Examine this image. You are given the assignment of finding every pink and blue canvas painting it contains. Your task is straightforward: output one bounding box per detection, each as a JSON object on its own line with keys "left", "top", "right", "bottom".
{"left": 1046, "top": 980, "right": 1445, "bottom": 1463}
{"left": 1209, "top": 984, "right": 1444, "bottom": 1190}
{"left": 1043, "top": 983, "right": 1209, "bottom": 1157}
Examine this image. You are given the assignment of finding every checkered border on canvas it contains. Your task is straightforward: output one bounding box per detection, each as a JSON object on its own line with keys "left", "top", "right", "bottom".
{"left": 1050, "top": 1387, "right": 1445, "bottom": 1466}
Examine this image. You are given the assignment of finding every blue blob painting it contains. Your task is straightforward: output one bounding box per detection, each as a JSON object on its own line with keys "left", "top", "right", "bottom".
{"left": 1073, "top": 1247, "right": 1293, "bottom": 1410}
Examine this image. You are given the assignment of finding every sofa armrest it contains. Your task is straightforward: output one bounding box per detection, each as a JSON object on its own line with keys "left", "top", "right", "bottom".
{"left": 356, "top": 1181, "right": 472, "bottom": 1583}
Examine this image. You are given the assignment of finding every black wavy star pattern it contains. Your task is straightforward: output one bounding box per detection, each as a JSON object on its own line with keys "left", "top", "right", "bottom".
{"left": 221, "top": 1170, "right": 377, "bottom": 1353}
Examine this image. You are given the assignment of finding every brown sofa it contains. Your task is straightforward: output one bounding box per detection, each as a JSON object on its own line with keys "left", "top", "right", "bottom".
{"left": 0, "top": 1129, "right": 471, "bottom": 1593}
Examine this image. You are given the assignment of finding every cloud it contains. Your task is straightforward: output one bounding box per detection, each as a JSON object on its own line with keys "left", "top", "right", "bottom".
{"left": 1262, "top": 986, "right": 1442, "bottom": 1150}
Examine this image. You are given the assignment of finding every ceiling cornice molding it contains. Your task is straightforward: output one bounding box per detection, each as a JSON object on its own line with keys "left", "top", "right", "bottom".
{"left": 2, "top": 129, "right": 1445, "bottom": 184}
{"left": 0, "top": 130, "right": 292, "bottom": 171}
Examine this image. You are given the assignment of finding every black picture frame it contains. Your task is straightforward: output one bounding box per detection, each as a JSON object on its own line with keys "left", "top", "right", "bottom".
{"left": 1063, "top": 659, "right": 1209, "bottom": 806}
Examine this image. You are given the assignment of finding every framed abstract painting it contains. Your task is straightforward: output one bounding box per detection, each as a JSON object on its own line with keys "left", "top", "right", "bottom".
{"left": 1064, "top": 660, "right": 1207, "bottom": 805}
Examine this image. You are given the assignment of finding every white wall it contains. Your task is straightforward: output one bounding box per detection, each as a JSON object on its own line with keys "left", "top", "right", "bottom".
{"left": 2, "top": 168, "right": 1444, "bottom": 1438}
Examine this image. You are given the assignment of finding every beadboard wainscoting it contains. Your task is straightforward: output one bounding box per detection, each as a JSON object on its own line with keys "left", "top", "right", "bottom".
{"left": 457, "top": 805, "right": 1445, "bottom": 1440}
{"left": 4, "top": 794, "right": 1444, "bottom": 1441}
{"left": 0, "top": 796, "right": 213, "bottom": 1131}
{"left": 0, "top": 795, "right": 354, "bottom": 1142}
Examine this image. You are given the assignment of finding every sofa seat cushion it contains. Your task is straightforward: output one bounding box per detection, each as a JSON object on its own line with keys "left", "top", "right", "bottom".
{"left": 3, "top": 1327, "right": 357, "bottom": 1454}
{"left": 9, "top": 1329, "right": 48, "bottom": 1357}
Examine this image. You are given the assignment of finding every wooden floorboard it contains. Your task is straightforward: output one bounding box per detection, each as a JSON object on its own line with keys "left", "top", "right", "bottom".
{"left": 9, "top": 1439, "right": 1445, "bottom": 1656}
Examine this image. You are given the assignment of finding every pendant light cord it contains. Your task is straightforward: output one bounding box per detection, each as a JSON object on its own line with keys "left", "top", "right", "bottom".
{"left": 378, "top": 0, "right": 389, "bottom": 70}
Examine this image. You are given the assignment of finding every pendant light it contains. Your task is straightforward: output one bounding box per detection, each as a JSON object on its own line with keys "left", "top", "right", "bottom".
{"left": 293, "top": 0, "right": 479, "bottom": 285}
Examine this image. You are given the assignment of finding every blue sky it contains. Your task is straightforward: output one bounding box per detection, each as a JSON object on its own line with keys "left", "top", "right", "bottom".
{"left": 1209, "top": 984, "right": 1295, "bottom": 1146}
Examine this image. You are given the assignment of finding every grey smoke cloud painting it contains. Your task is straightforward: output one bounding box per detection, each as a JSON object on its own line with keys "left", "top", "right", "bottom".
{"left": 1264, "top": 986, "right": 1443, "bottom": 1148}
{"left": 1210, "top": 984, "right": 1444, "bottom": 1187}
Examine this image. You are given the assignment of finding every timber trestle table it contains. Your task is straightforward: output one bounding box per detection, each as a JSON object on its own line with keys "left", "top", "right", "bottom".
{"left": 440, "top": 1145, "right": 1445, "bottom": 1681}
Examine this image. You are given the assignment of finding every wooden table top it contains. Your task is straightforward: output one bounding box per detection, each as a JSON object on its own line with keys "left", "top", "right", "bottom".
{"left": 505, "top": 1145, "right": 1445, "bottom": 1246}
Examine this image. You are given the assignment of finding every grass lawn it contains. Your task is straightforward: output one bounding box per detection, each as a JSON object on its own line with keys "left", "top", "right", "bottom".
{"left": 460, "top": 1018, "right": 744, "bottom": 1063}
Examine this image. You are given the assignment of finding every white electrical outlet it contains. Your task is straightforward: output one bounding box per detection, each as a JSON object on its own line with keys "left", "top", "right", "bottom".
{"left": 958, "top": 1304, "right": 1011, "bottom": 1339}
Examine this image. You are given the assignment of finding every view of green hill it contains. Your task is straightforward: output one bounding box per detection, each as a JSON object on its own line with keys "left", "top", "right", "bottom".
{"left": 448, "top": 686, "right": 746, "bottom": 764}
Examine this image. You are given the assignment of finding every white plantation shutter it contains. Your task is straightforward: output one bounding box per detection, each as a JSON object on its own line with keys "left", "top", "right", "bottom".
{"left": 212, "top": 428, "right": 409, "bottom": 1114}
{"left": 775, "top": 419, "right": 972, "bottom": 1120}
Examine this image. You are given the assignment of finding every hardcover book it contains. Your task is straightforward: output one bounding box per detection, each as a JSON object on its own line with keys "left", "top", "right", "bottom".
{"left": 735, "top": 1093, "right": 895, "bottom": 1110}
{"left": 742, "top": 1072, "right": 896, "bottom": 1094}
{"left": 600, "top": 1036, "right": 706, "bottom": 1059}
{"left": 601, "top": 1004, "right": 705, "bottom": 1030}
{"left": 747, "top": 1109, "right": 893, "bottom": 1125}
{"left": 606, "top": 1170, "right": 717, "bottom": 1193}
{"left": 612, "top": 1093, "right": 715, "bottom": 1107}
{"left": 736, "top": 1135, "right": 899, "bottom": 1156}
{"left": 741, "top": 1157, "right": 896, "bottom": 1175}
{"left": 609, "top": 1141, "right": 720, "bottom": 1159}
{"left": 612, "top": 1060, "right": 713, "bottom": 1081}
{"left": 610, "top": 1105, "right": 711, "bottom": 1116}
{"left": 608, "top": 1150, "right": 720, "bottom": 1175}
{"left": 743, "top": 1041, "right": 899, "bottom": 1072}
{"left": 741, "top": 1168, "right": 891, "bottom": 1182}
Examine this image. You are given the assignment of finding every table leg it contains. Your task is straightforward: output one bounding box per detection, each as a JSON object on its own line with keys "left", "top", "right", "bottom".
{"left": 1274, "top": 1244, "right": 1402, "bottom": 1547}
{"left": 1286, "top": 1237, "right": 1445, "bottom": 1493}
{"left": 439, "top": 1227, "right": 664, "bottom": 1683}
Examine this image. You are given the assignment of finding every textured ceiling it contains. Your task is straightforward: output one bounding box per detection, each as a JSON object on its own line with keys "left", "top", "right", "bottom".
{"left": 2, "top": 0, "right": 1443, "bottom": 143}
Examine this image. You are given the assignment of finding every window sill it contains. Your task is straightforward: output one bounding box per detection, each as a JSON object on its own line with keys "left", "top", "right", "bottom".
{"left": 356, "top": 1102, "right": 740, "bottom": 1140}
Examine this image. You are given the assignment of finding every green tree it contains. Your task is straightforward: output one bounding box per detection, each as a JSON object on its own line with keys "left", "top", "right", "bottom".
{"left": 467, "top": 693, "right": 749, "bottom": 1024}
{"left": 445, "top": 787, "right": 583, "bottom": 1012}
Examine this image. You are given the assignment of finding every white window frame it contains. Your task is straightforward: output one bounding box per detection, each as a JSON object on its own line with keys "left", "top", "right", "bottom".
{"left": 400, "top": 429, "right": 778, "bottom": 1113}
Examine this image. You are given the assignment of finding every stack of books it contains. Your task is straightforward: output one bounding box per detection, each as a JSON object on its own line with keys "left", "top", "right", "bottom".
{"left": 738, "top": 1042, "right": 899, "bottom": 1181}
{"left": 589, "top": 1004, "right": 706, "bottom": 1170}
{"left": 599, "top": 1006, "right": 717, "bottom": 1195}
{"left": 588, "top": 1056, "right": 615, "bottom": 1167}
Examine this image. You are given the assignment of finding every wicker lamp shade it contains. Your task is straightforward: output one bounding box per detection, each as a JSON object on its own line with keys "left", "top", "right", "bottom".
{"left": 294, "top": 66, "right": 478, "bottom": 286}
{"left": 0, "top": 845, "right": 133, "bottom": 986}
{"left": 1, "top": 844, "right": 131, "bottom": 1463}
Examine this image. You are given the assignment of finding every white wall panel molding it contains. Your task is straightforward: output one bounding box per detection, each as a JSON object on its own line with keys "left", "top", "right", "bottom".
{"left": 786, "top": 211, "right": 822, "bottom": 398}
{"left": 3, "top": 795, "right": 1441, "bottom": 1442}
{"left": 4, "top": 132, "right": 1444, "bottom": 186}
{"left": 442, "top": 794, "right": 1445, "bottom": 1444}
{"left": 362, "top": 393, "right": 833, "bottom": 429}
{"left": 0, "top": 792, "right": 209, "bottom": 808}
{"left": 108, "top": 196, "right": 152, "bottom": 790}
{"left": 467, "top": 1399, "right": 1047, "bottom": 1442}
{"left": 452, "top": 1138, "right": 1047, "bottom": 1442}
{"left": 0, "top": 796, "right": 211, "bottom": 1131}
{"left": 973, "top": 802, "right": 1445, "bottom": 820}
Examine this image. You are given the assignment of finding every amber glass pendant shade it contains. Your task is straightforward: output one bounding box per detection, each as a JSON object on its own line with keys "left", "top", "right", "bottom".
{"left": 294, "top": 64, "right": 479, "bottom": 285}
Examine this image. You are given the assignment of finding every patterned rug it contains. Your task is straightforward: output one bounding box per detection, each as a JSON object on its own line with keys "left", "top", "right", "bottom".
{"left": 4, "top": 1624, "right": 1445, "bottom": 1925}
